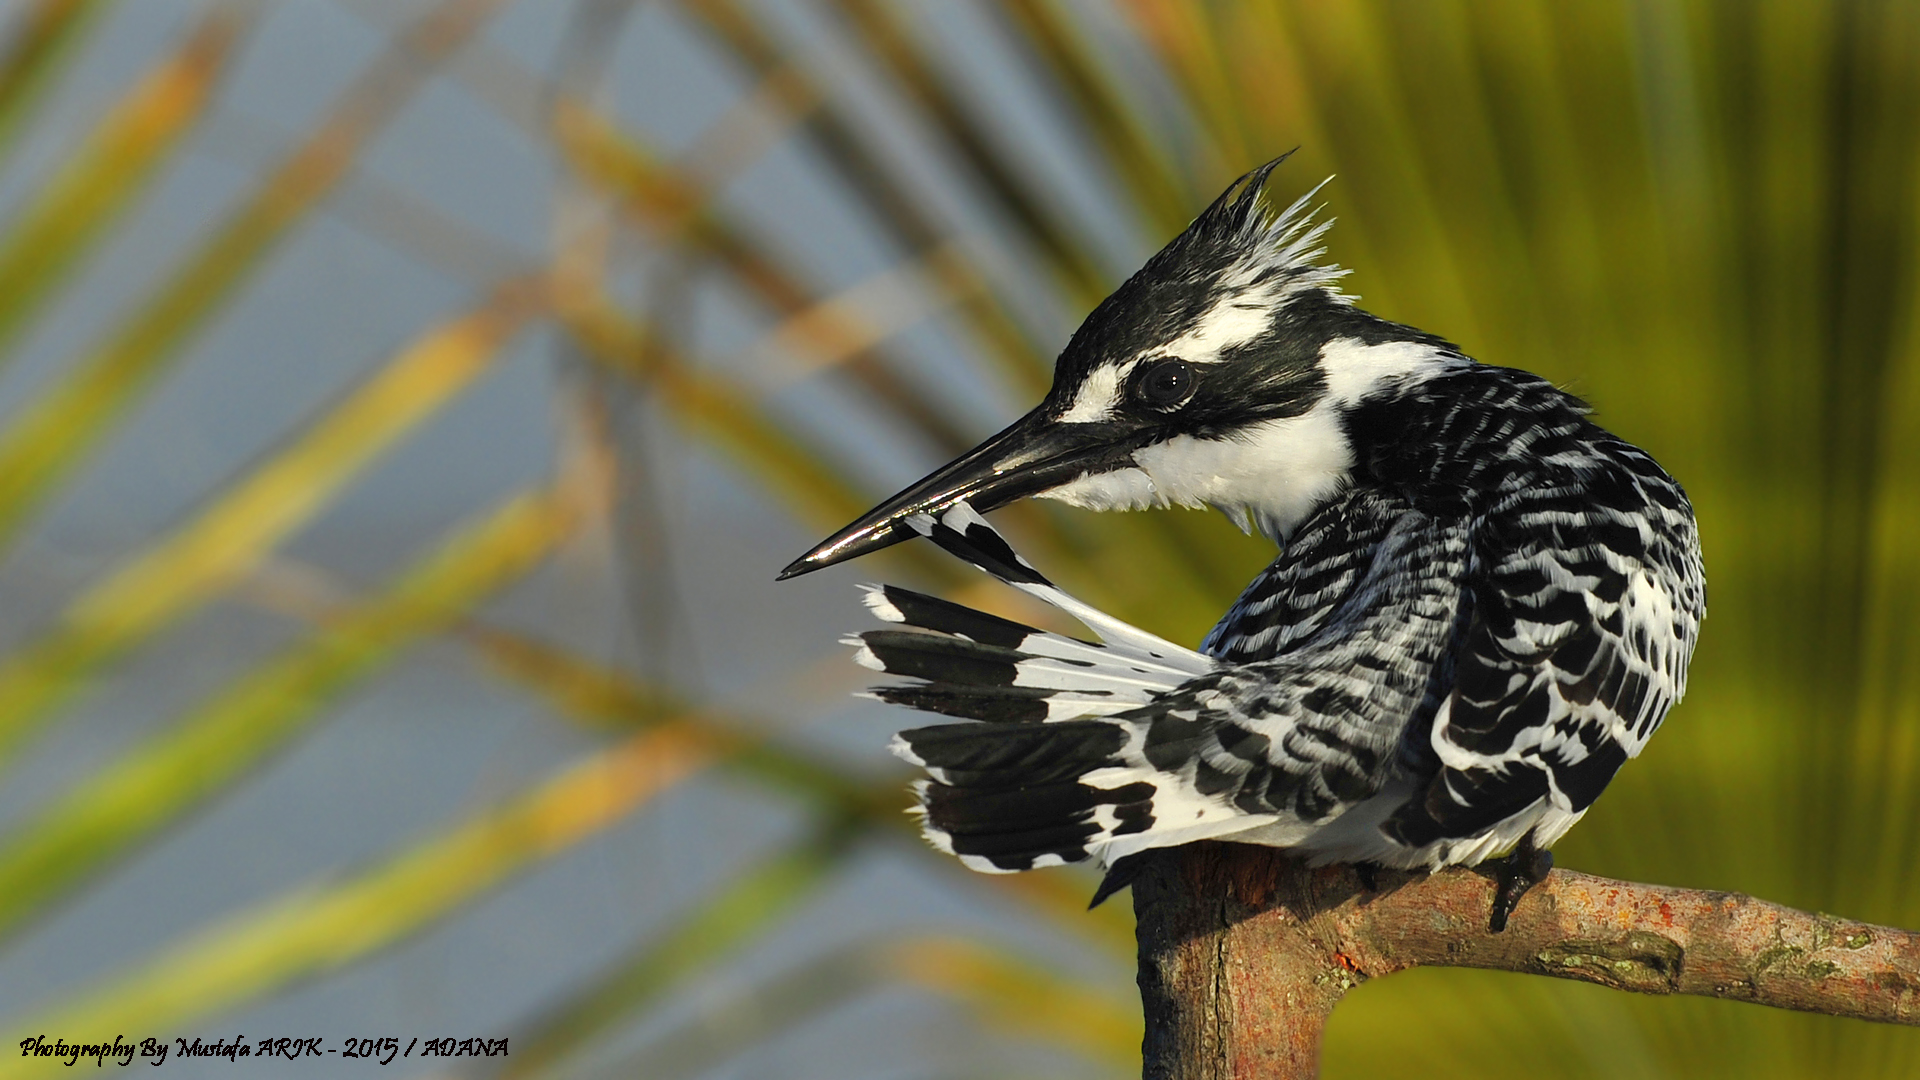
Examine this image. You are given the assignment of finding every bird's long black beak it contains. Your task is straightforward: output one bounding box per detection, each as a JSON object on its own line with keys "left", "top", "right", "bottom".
{"left": 777, "top": 406, "right": 1133, "bottom": 579}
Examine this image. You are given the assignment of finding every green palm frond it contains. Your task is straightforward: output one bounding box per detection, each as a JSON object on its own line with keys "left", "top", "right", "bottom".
{"left": 0, "top": 280, "right": 545, "bottom": 769}
{"left": 0, "top": 0, "right": 511, "bottom": 553}
{"left": 0, "top": 487, "right": 576, "bottom": 939}
{"left": 0, "top": 0, "right": 116, "bottom": 161}
{"left": 0, "top": 4, "right": 244, "bottom": 366}
{"left": 2, "top": 718, "right": 715, "bottom": 1059}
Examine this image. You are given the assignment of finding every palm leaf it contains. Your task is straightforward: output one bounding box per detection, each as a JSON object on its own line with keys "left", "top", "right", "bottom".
{"left": 677, "top": 0, "right": 1057, "bottom": 393}
{"left": 0, "top": 0, "right": 513, "bottom": 554}
{"left": 548, "top": 98, "right": 978, "bottom": 453}
{"left": 0, "top": 5, "right": 246, "bottom": 366}
{"left": 990, "top": 0, "right": 1193, "bottom": 235}
{"left": 494, "top": 822, "right": 858, "bottom": 1080}
{"left": 0, "top": 488, "right": 575, "bottom": 939}
{"left": 585, "top": 935, "right": 1138, "bottom": 1080}
{"left": 464, "top": 618, "right": 1138, "bottom": 958}
{"left": 0, "top": 0, "right": 114, "bottom": 162}
{"left": 0, "top": 721, "right": 718, "bottom": 1059}
{"left": 885, "top": 937, "right": 1139, "bottom": 1070}
{"left": 0, "top": 280, "right": 545, "bottom": 770}
{"left": 577, "top": 940, "right": 904, "bottom": 1080}
{"left": 554, "top": 291, "right": 964, "bottom": 586}
{"left": 818, "top": 0, "right": 1113, "bottom": 307}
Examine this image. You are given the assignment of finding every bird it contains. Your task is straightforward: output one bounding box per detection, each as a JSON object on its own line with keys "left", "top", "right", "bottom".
{"left": 777, "top": 155, "right": 1705, "bottom": 931}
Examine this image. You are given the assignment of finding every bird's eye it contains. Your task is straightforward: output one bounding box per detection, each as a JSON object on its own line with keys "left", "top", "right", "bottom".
{"left": 1136, "top": 358, "right": 1195, "bottom": 410}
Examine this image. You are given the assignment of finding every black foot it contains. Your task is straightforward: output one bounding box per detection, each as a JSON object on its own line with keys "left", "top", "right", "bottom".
{"left": 1353, "top": 861, "right": 1381, "bottom": 892}
{"left": 1487, "top": 833, "right": 1554, "bottom": 933}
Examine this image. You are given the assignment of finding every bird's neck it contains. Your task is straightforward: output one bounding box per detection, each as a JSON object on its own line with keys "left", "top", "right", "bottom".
{"left": 1139, "top": 331, "right": 1484, "bottom": 544}
{"left": 1339, "top": 362, "right": 1592, "bottom": 513}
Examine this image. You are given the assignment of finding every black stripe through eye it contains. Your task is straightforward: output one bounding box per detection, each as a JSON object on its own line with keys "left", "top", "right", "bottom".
{"left": 1136, "top": 358, "right": 1195, "bottom": 409}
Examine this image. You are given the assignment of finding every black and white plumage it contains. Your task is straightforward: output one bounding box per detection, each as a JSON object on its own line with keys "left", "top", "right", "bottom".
{"left": 782, "top": 157, "right": 1704, "bottom": 893}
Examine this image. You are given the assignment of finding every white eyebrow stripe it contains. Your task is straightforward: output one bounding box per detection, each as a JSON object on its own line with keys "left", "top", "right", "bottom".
{"left": 1157, "top": 296, "right": 1275, "bottom": 363}
{"left": 1056, "top": 361, "right": 1135, "bottom": 423}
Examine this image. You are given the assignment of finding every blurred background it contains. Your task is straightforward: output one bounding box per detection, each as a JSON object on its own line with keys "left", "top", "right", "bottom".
{"left": 0, "top": 0, "right": 1915, "bottom": 1076}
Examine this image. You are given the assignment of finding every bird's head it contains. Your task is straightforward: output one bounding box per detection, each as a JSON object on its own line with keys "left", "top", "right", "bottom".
{"left": 779, "top": 155, "right": 1460, "bottom": 580}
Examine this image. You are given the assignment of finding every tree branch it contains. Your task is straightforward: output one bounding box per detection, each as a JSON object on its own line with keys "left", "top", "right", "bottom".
{"left": 1133, "top": 842, "right": 1920, "bottom": 1079}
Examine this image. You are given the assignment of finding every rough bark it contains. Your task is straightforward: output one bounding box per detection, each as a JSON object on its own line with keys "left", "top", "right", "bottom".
{"left": 1134, "top": 842, "right": 1920, "bottom": 1080}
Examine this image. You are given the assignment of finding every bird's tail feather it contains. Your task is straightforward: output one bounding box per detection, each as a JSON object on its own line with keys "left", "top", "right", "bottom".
{"left": 901, "top": 503, "right": 1212, "bottom": 672}
{"left": 848, "top": 587, "right": 1206, "bottom": 722}
{"left": 892, "top": 721, "right": 1158, "bottom": 872}
{"left": 852, "top": 503, "right": 1227, "bottom": 875}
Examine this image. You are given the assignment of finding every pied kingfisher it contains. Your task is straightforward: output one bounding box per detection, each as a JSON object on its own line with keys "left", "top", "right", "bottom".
{"left": 779, "top": 157, "right": 1704, "bottom": 930}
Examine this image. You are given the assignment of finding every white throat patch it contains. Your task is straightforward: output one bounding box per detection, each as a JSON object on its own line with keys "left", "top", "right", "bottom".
{"left": 1040, "top": 405, "right": 1354, "bottom": 543}
{"left": 1036, "top": 337, "right": 1458, "bottom": 541}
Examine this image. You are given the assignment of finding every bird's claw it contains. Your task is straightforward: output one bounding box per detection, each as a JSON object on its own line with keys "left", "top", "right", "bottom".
{"left": 1488, "top": 833, "right": 1553, "bottom": 933}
